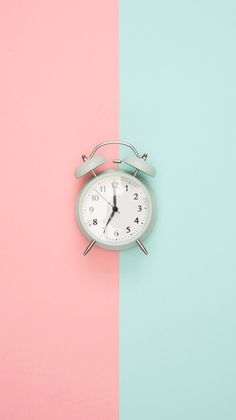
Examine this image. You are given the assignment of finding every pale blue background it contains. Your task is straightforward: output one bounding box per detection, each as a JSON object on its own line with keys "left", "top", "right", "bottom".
{"left": 119, "top": 1, "right": 236, "bottom": 419}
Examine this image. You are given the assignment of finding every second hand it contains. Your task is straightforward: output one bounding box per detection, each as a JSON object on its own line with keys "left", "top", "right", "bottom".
{"left": 94, "top": 189, "right": 120, "bottom": 214}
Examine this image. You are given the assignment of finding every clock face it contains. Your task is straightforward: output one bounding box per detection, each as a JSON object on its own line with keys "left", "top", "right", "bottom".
{"left": 76, "top": 171, "right": 153, "bottom": 249}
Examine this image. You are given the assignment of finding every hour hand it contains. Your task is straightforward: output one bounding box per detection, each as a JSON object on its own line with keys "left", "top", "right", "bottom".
{"left": 103, "top": 211, "right": 115, "bottom": 233}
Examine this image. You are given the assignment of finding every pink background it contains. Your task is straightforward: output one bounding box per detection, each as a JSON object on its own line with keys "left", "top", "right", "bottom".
{"left": 0, "top": 1, "right": 118, "bottom": 419}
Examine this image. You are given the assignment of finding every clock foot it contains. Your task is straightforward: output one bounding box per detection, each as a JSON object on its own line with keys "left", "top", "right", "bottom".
{"left": 83, "top": 240, "right": 96, "bottom": 256}
{"left": 136, "top": 240, "right": 148, "bottom": 255}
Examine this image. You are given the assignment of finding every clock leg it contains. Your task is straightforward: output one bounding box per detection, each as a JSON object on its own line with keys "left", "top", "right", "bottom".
{"left": 136, "top": 240, "right": 148, "bottom": 255}
{"left": 83, "top": 240, "right": 96, "bottom": 256}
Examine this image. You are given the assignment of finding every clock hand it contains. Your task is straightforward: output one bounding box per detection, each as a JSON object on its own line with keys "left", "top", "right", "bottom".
{"left": 95, "top": 189, "right": 120, "bottom": 214}
{"left": 113, "top": 188, "right": 117, "bottom": 209}
{"left": 103, "top": 211, "right": 115, "bottom": 233}
{"left": 94, "top": 189, "right": 113, "bottom": 209}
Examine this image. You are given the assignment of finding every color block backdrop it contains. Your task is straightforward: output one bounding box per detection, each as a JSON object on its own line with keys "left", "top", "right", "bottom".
{"left": 0, "top": 1, "right": 236, "bottom": 419}
{"left": 0, "top": 1, "right": 118, "bottom": 419}
{"left": 119, "top": 1, "right": 236, "bottom": 419}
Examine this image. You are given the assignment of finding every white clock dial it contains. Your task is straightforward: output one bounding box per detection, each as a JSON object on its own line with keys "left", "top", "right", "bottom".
{"left": 76, "top": 171, "right": 153, "bottom": 249}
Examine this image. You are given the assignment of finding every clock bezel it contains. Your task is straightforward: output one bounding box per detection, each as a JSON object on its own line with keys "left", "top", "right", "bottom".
{"left": 75, "top": 169, "right": 155, "bottom": 251}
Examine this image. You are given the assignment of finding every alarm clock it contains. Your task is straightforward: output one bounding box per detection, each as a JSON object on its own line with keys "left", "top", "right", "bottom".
{"left": 75, "top": 140, "right": 156, "bottom": 256}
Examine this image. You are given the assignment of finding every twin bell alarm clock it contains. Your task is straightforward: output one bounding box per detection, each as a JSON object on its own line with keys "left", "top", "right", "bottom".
{"left": 75, "top": 141, "right": 156, "bottom": 256}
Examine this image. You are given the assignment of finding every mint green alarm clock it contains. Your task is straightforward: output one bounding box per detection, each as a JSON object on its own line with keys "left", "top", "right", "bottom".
{"left": 75, "top": 141, "right": 156, "bottom": 256}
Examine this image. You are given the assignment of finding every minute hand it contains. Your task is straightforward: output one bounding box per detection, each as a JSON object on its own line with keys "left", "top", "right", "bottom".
{"left": 113, "top": 189, "right": 117, "bottom": 208}
{"left": 95, "top": 189, "right": 120, "bottom": 214}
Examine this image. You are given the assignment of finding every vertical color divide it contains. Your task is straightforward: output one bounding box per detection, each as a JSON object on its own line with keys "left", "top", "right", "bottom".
{"left": 0, "top": 1, "right": 119, "bottom": 419}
